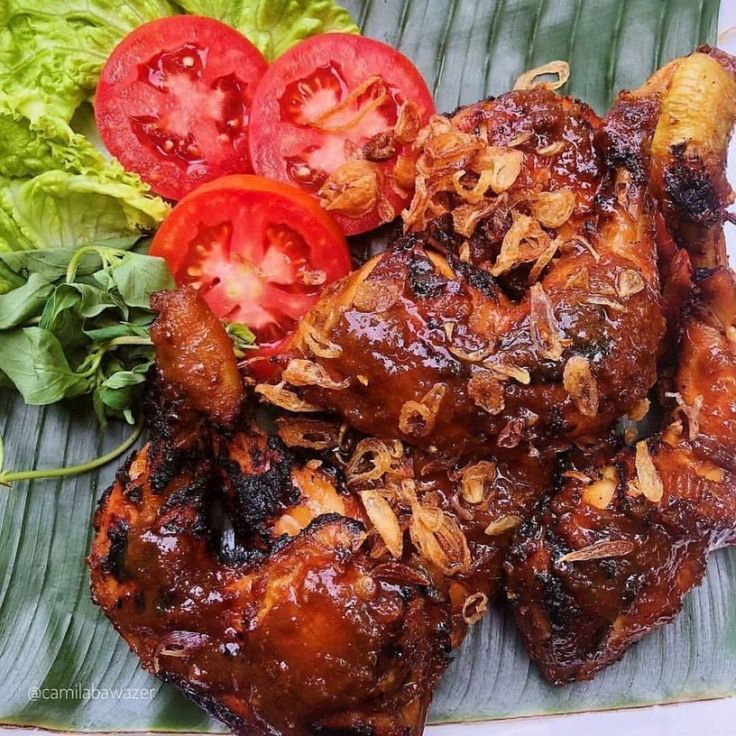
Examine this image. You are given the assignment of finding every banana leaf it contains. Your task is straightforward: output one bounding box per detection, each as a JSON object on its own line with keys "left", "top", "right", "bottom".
{"left": 0, "top": 0, "right": 729, "bottom": 731}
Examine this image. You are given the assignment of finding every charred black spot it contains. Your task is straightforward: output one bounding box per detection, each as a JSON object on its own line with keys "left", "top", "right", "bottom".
{"left": 546, "top": 404, "right": 569, "bottom": 441}
{"left": 622, "top": 571, "right": 644, "bottom": 606}
{"left": 103, "top": 519, "right": 129, "bottom": 581}
{"left": 537, "top": 568, "right": 575, "bottom": 630}
{"left": 314, "top": 725, "right": 376, "bottom": 736}
{"left": 407, "top": 250, "right": 448, "bottom": 299}
{"left": 134, "top": 590, "right": 146, "bottom": 612}
{"left": 451, "top": 259, "right": 501, "bottom": 300}
{"left": 161, "top": 478, "right": 208, "bottom": 513}
{"left": 425, "top": 213, "right": 457, "bottom": 252}
{"left": 124, "top": 484, "right": 143, "bottom": 505}
{"left": 144, "top": 378, "right": 207, "bottom": 494}
{"left": 597, "top": 95, "right": 660, "bottom": 185}
{"left": 693, "top": 266, "right": 717, "bottom": 283}
{"left": 663, "top": 153, "right": 720, "bottom": 227}
{"left": 221, "top": 435, "right": 299, "bottom": 549}
{"left": 392, "top": 232, "right": 424, "bottom": 253}
{"left": 114, "top": 454, "right": 135, "bottom": 493}
{"left": 155, "top": 589, "right": 176, "bottom": 613}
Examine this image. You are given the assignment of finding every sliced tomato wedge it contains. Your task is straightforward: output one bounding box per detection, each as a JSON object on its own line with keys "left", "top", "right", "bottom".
{"left": 95, "top": 16, "right": 268, "bottom": 200}
{"left": 149, "top": 175, "right": 351, "bottom": 362}
{"left": 249, "top": 33, "right": 435, "bottom": 236}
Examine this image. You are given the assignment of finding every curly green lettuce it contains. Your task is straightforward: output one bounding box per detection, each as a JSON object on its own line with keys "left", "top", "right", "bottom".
{"left": 0, "top": 1, "right": 180, "bottom": 121}
{"left": 0, "top": 2, "right": 182, "bottom": 269}
{"left": 173, "top": 0, "right": 359, "bottom": 59}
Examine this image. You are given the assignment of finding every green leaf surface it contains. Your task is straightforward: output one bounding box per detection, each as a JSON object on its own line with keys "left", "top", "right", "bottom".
{"left": 0, "top": 0, "right": 729, "bottom": 732}
{"left": 0, "top": 327, "right": 88, "bottom": 404}
{"left": 110, "top": 253, "right": 175, "bottom": 309}
{"left": 0, "top": 273, "right": 53, "bottom": 329}
{"left": 174, "top": 0, "right": 359, "bottom": 59}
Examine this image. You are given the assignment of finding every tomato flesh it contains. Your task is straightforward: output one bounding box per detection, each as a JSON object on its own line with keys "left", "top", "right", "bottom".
{"left": 249, "top": 34, "right": 435, "bottom": 235}
{"left": 150, "top": 175, "right": 351, "bottom": 353}
{"left": 95, "top": 16, "right": 268, "bottom": 200}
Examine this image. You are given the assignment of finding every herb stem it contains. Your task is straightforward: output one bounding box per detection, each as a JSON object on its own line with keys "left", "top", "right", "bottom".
{"left": 108, "top": 336, "right": 153, "bottom": 347}
{"left": 0, "top": 419, "right": 143, "bottom": 486}
{"left": 65, "top": 245, "right": 104, "bottom": 284}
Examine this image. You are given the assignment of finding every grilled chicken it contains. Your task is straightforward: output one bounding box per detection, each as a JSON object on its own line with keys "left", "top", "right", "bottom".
{"left": 504, "top": 266, "right": 736, "bottom": 682}
{"left": 90, "top": 289, "right": 551, "bottom": 734}
{"left": 89, "top": 46, "right": 736, "bottom": 736}
{"left": 262, "top": 81, "right": 664, "bottom": 461}
{"left": 504, "top": 49, "right": 736, "bottom": 683}
{"left": 90, "top": 289, "right": 455, "bottom": 736}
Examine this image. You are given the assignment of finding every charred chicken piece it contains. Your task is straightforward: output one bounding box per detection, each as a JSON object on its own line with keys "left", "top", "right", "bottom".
{"left": 504, "top": 268, "right": 736, "bottom": 683}
{"left": 262, "top": 83, "right": 664, "bottom": 460}
{"left": 89, "top": 290, "right": 553, "bottom": 733}
{"left": 337, "top": 440, "right": 553, "bottom": 644}
{"left": 650, "top": 47, "right": 736, "bottom": 268}
{"left": 89, "top": 290, "right": 452, "bottom": 736}
{"left": 504, "top": 50, "right": 736, "bottom": 683}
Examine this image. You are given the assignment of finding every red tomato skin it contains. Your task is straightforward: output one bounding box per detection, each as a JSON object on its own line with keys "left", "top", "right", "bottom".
{"left": 95, "top": 16, "right": 268, "bottom": 200}
{"left": 150, "top": 175, "right": 351, "bottom": 356}
{"left": 249, "top": 33, "right": 435, "bottom": 236}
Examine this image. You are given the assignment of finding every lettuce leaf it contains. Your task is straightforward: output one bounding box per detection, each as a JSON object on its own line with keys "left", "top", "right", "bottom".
{"left": 0, "top": 171, "right": 170, "bottom": 252}
{"left": 0, "top": 3, "right": 172, "bottom": 267}
{"left": 174, "top": 0, "right": 359, "bottom": 59}
{"left": 0, "top": 1, "right": 179, "bottom": 122}
{"left": 0, "top": 93, "right": 169, "bottom": 256}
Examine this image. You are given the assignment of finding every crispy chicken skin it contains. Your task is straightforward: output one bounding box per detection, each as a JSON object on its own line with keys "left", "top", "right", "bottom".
{"left": 504, "top": 268, "right": 736, "bottom": 683}
{"left": 89, "top": 291, "right": 453, "bottom": 736}
{"left": 504, "top": 49, "right": 736, "bottom": 683}
{"left": 267, "top": 86, "right": 664, "bottom": 460}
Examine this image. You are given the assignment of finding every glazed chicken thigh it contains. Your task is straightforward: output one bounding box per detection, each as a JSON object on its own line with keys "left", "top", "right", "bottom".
{"left": 89, "top": 289, "right": 454, "bottom": 736}
{"left": 263, "top": 81, "right": 664, "bottom": 460}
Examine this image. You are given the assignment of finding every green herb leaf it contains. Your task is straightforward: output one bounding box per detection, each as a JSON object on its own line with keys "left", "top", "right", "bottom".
{"left": 0, "top": 273, "right": 53, "bottom": 329}
{"left": 0, "top": 327, "right": 88, "bottom": 404}
{"left": 111, "top": 252, "right": 175, "bottom": 308}
{"left": 0, "top": 244, "right": 174, "bottom": 420}
{"left": 226, "top": 321, "right": 257, "bottom": 352}
{"left": 0, "top": 239, "right": 137, "bottom": 281}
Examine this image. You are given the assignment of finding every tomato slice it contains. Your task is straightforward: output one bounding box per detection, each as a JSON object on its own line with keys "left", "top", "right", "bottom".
{"left": 249, "top": 33, "right": 435, "bottom": 236}
{"left": 149, "top": 175, "right": 351, "bottom": 361}
{"left": 95, "top": 16, "right": 268, "bottom": 200}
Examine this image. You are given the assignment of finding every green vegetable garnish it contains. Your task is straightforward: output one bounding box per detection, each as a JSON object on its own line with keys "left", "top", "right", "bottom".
{"left": 0, "top": 0, "right": 353, "bottom": 479}
{"left": 0, "top": 242, "right": 173, "bottom": 425}
{"left": 226, "top": 321, "right": 258, "bottom": 357}
{"left": 175, "top": 0, "right": 359, "bottom": 60}
{"left": 0, "top": 3, "right": 175, "bottom": 262}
